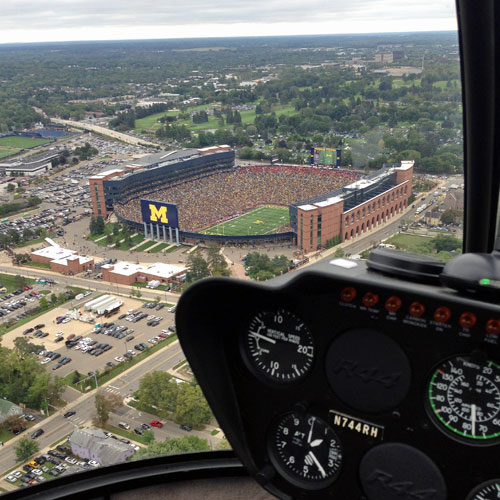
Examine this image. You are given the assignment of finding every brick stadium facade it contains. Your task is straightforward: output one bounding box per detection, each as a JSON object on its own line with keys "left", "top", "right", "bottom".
{"left": 291, "top": 161, "right": 414, "bottom": 252}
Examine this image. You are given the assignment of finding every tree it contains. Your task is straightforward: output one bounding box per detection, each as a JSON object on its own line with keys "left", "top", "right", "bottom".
{"left": 13, "top": 337, "right": 41, "bottom": 359}
{"left": 206, "top": 245, "right": 229, "bottom": 276}
{"left": 14, "top": 275, "right": 26, "bottom": 289}
{"left": 143, "top": 429, "right": 155, "bottom": 444}
{"left": 50, "top": 293, "right": 58, "bottom": 305}
{"left": 1, "top": 415, "right": 24, "bottom": 432}
{"left": 440, "top": 209, "right": 457, "bottom": 225}
{"left": 334, "top": 247, "right": 345, "bottom": 258}
{"left": 174, "top": 383, "right": 213, "bottom": 428}
{"left": 432, "top": 234, "right": 461, "bottom": 252}
{"left": 138, "top": 371, "right": 179, "bottom": 414}
{"left": 93, "top": 390, "right": 123, "bottom": 427}
{"left": 95, "top": 216, "right": 105, "bottom": 235}
{"left": 72, "top": 371, "right": 82, "bottom": 384}
{"left": 7, "top": 183, "right": 15, "bottom": 192}
{"left": 22, "top": 228, "right": 34, "bottom": 241}
{"left": 15, "top": 438, "right": 39, "bottom": 462}
{"left": 39, "top": 296, "right": 49, "bottom": 309}
{"left": 186, "top": 253, "right": 210, "bottom": 283}
{"left": 133, "top": 436, "right": 210, "bottom": 460}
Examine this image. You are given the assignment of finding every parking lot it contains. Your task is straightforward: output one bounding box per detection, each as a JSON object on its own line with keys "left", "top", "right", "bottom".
{"left": 2, "top": 295, "right": 176, "bottom": 378}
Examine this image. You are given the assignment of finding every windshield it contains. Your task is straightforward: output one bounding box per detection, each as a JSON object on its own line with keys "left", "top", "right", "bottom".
{"left": 0, "top": 0, "right": 461, "bottom": 492}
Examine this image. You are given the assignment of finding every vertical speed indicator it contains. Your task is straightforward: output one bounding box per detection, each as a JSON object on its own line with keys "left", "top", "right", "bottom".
{"left": 242, "top": 308, "right": 315, "bottom": 383}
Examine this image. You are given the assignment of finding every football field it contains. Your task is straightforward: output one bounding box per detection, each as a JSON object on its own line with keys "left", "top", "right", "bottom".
{"left": 201, "top": 206, "right": 290, "bottom": 236}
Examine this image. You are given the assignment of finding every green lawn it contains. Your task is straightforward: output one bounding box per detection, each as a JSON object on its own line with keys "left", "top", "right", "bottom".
{"left": 432, "top": 80, "right": 461, "bottom": 90}
{"left": 0, "top": 136, "right": 52, "bottom": 149}
{"left": 201, "top": 205, "right": 289, "bottom": 236}
{"left": 135, "top": 102, "right": 295, "bottom": 134}
{"left": 15, "top": 233, "right": 57, "bottom": 248}
{"left": 133, "top": 240, "right": 158, "bottom": 252}
{"left": 0, "top": 273, "right": 36, "bottom": 294}
{"left": 0, "top": 148, "right": 15, "bottom": 159}
{"left": 148, "top": 243, "right": 169, "bottom": 253}
{"left": 24, "top": 261, "right": 51, "bottom": 269}
{"left": 384, "top": 233, "right": 434, "bottom": 250}
{"left": 0, "top": 428, "right": 13, "bottom": 444}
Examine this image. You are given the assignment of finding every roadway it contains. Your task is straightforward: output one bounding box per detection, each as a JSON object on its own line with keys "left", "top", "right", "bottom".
{"left": 0, "top": 263, "right": 180, "bottom": 304}
{"left": 0, "top": 340, "right": 214, "bottom": 477}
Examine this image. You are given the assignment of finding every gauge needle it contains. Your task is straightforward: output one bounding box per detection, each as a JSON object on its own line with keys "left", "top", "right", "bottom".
{"left": 307, "top": 451, "right": 326, "bottom": 478}
{"left": 310, "top": 439, "right": 323, "bottom": 447}
{"left": 471, "top": 404, "right": 476, "bottom": 436}
{"left": 249, "top": 331, "right": 276, "bottom": 344}
{"left": 307, "top": 418, "right": 315, "bottom": 443}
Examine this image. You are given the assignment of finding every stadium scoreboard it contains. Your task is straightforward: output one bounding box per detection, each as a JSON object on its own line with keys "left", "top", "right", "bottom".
{"left": 310, "top": 147, "right": 341, "bottom": 167}
{"left": 140, "top": 199, "right": 179, "bottom": 229}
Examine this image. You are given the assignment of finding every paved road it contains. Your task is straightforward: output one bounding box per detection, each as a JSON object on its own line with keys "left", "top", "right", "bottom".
{"left": 0, "top": 263, "right": 180, "bottom": 304}
{"left": 0, "top": 341, "right": 192, "bottom": 476}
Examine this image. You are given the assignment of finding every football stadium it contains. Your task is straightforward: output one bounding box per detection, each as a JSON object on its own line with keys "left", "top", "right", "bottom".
{"left": 89, "top": 146, "right": 413, "bottom": 251}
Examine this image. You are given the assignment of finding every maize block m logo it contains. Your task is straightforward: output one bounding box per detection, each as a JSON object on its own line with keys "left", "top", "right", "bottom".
{"left": 149, "top": 204, "right": 168, "bottom": 224}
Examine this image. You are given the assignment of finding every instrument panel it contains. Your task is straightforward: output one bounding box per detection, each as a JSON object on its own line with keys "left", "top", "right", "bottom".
{"left": 176, "top": 259, "right": 500, "bottom": 500}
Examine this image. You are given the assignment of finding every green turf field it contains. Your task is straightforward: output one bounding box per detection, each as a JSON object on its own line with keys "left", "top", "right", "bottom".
{"left": 0, "top": 136, "right": 52, "bottom": 159}
{"left": 201, "top": 206, "right": 290, "bottom": 236}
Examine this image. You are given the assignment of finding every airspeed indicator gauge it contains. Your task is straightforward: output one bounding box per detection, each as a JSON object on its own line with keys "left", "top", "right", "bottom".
{"left": 242, "top": 308, "right": 315, "bottom": 383}
{"left": 427, "top": 355, "right": 500, "bottom": 444}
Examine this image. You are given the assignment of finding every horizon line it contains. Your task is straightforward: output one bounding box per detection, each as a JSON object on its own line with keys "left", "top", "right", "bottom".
{"left": 0, "top": 29, "right": 458, "bottom": 47}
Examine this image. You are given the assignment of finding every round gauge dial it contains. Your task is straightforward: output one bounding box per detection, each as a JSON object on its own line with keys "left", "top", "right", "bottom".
{"left": 243, "top": 308, "right": 314, "bottom": 383}
{"left": 427, "top": 355, "right": 500, "bottom": 444}
{"left": 268, "top": 412, "right": 342, "bottom": 490}
{"left": 466, "top": 479, "right": 500, "bottom": 500}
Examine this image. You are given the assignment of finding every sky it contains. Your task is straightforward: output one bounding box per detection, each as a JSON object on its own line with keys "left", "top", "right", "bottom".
{"left": 0, "top": 0, "right": 458, "bottom": 44}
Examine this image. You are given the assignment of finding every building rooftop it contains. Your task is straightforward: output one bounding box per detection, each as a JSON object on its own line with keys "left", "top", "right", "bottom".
{"left": 127, "top": 149, "right": 199, "bottom": 168}
{"left": 102, "top": 261, "right": 186, "bottom": 278}
{"left": 89, "top": 169, "right": 124, "bottom": 180}
{"left": 314, "top": 196, "right": 343, "bottom": 208}
{"left": 298, "top": 204, "right": 317, "bottom": 211}
{"left": 0, "top": 399, "right": 23, "bottom": 423}
{"left": 32, "top": 245, "right": 75, "bottom": 261}
{"left": 69, "top": 428, "right": 133, "bottom": 466}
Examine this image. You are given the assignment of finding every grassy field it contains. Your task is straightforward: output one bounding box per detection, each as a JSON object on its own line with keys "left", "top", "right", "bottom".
{"left": 201, "top": 205, "right": 289, "bottom": 236}
{"left": 135, "top": 103, "right": 296, "bottom": 134}
{"left": 384, "top": 233, "right": 434, "bottom": 250}
{"left": 0, "top": 136, "right": 52, "bottom": 159}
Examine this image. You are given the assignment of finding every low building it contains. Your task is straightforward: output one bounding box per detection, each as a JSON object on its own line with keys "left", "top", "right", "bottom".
{"left": 0, "top": 151, "right": 60, "bottom": 177}
{"left": 0, "top": 399, "right": 23, "bottom": 424}
{"left": 31, "top": 243, "right": 94, "bottom": 275}
{"left": 69, "top": 428, "right": 134, "bottom": 466}
{"left": 444, "top": 190, "right": 464, "bottom": 210}
{"left": 101, "top": 261, "right": 186, "bottom": 286}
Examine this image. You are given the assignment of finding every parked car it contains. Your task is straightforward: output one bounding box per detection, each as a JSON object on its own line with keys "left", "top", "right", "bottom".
{"left": 150, "top": 420, "right": 163, "bottom": 428}
{"left": 180, "top": 424, "right": 192, "bottom": 432}
{"left": 134, "top": 428, "right": 144, "bottom": 435}
{"left": 118, "top": 422, "right": 130, "bottom": 430}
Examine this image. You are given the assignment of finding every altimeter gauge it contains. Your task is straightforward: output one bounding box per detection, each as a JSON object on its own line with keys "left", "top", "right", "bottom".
{"left": 242, "top": 308, "right": 315, "bottom": 383}
{"left": 267, "top": 412, "right": 342, "bottom": 490}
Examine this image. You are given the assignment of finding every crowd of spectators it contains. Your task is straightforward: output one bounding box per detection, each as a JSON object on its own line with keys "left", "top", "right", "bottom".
{"left": 114, "top": 166, "right": 359, "bottom": 233}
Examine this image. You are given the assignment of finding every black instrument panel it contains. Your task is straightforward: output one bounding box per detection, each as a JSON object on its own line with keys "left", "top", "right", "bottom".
{"left": 176, "top": 259, "right": 500, "bottom": 500}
